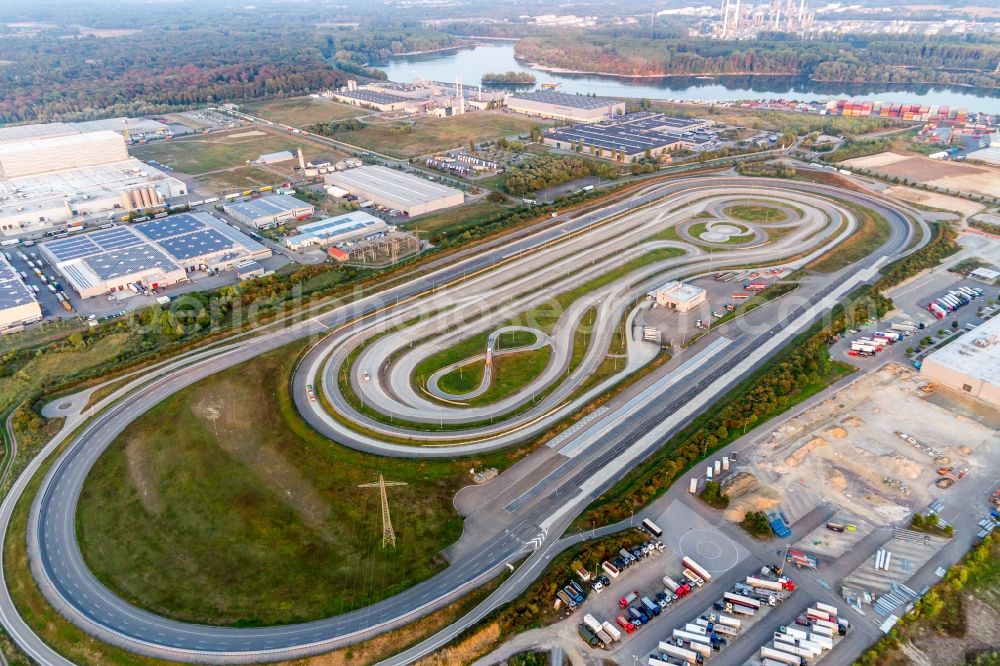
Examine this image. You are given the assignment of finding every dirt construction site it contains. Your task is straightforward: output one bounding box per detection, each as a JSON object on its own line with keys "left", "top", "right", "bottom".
{"left": 722, "top": 363, "right": 1000, "bottom": 535}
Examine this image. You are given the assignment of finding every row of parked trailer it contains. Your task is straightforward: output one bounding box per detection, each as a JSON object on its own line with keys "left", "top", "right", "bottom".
{"left": 759, "top": 602, "right": 850, "bottom": 666}
{"left": 648, "top": 570, "right": 797, "bottom": 665}
{"left": 927, "top": 286, "right": 985, "bottom": 319}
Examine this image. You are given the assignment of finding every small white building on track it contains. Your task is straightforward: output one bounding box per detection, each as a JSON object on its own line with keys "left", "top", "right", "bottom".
{"left": 648, "top": 280, "right": 707, "bottom": 313}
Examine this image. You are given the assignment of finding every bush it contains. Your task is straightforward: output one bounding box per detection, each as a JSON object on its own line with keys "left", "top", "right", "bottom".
{"left": 698, "top": 481, "right": 730, "bottom": 509}
{"left": 740, "top": 511, "right": 772, "bottom": 539}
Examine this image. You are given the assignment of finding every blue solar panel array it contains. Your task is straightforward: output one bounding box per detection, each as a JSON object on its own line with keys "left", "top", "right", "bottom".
{"left": 134, "top": 214, "right": 205, "bottom": 241}
{"left": 84, "top": 246, "right": 178, "bottom": 280}
{"left": 0, "top": 258, "right": 36, "bottom": 310}
{"left": 157, "top": 228, "right": 239, "bottom": 262}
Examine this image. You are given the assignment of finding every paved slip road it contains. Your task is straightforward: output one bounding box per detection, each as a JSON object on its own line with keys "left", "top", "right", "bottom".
{"left": 0, "top": 174, "right": 928, "bottom": 665}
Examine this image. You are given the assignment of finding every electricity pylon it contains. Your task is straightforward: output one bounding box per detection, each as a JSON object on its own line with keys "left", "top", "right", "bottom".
{"left": 358, "top": 475, "right": 407, "bottom": 548}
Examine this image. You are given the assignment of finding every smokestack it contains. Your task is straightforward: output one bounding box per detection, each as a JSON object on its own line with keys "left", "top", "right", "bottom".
{"left": 298, "top": 147, "right": 306, "bottom": 170}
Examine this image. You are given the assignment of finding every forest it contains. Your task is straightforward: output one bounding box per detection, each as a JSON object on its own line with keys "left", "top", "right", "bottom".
{"left": 513, "top": 33, "right": 1000, "bottom": 88}
{"left": 501, "top": 155, "right": 618, "bottom": 196}
{"left": 0, "top": 27, "right": 348, "bottom": 124}
{"left": 0, "top": 14, "right": 465, "bottom": 124}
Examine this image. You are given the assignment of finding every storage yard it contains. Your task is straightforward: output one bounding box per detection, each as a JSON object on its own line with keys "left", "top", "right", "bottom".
{"left": 725, "top": 363, "right": 999, "bottom": 529}
{"left": 841, "top": 152, "right": 1000, "bottom": 199}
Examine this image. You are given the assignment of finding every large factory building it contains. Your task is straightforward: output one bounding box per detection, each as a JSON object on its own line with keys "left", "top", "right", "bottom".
{"left": 920, "top": 316, "right": 1000, "bottom": 406}
{"left": 324, "top": 166, "right": 463, "bottom": 216}
{"left": 0, "top": 256, "right": 41, "bottom": 330}
{"left": 223, "top": 194, "right": 315, "bottom": 229}
{"left": 42, "top": 213, "right": 270, "bottom": 298}
{"left": 0, "top": 123, "right": 186, "bottom": 237}
{"left": 505, "top": 91, "right": 625, "bottom": 123}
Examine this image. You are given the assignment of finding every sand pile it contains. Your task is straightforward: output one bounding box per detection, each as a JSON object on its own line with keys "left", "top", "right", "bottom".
{"left": 827, "top": 427, "right": 848, "bottom": 439}
{"left": 786, "top": 436, "right": 827, "bottom": 467}
{"left": 842, "top": 416, "right": 862, "bottom": 427}
{"left": 722, "top": 472, "right": 782, "bottom": 521}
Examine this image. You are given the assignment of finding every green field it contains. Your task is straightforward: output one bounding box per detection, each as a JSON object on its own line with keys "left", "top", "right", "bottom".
{"left": 404, "top": 200, "right": 512, "bottom": 238}
{"left": 193, "top": 166, "right": 284, "bottom": 193}
{"left": 75, "top": 343, "right": 481, "bottom": 626}
{"left": 338, "top": 113, "right": 538, "bottom": 158}
{"left": 243, "top": 97, "right": 366, "bottom": 126}
{"left": 723, "top": 204, "right": 788, "bottom": 223}
{"left": 807, "top": 204, "right": 892, "bottom": 273}
{"left": 130, "top": 131, "right": 326, "bottom": 175}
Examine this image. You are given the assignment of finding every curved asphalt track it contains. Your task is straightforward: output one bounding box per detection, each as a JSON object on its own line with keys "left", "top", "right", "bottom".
{"left": 1, "top": 174, "right": 928, "bottom": 664}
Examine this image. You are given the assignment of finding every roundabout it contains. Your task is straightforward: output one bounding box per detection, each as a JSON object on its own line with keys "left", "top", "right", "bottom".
{"left": 0, "top": 173, "right": 929, "bottom": 664}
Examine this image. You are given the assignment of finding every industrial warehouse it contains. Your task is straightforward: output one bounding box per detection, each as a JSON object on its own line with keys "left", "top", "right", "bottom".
{"left": 324, "top": 166, "right": 464, "bottom": 216}
{"left": 0, "top": 124, "right": 187, "bottom": 237}
{"left": 41, "top": 212, "right": 271, "bottom": 298}
{"left": 0, "top": 256, "right": 41, "bottom": 330}
{"left": 284, "top": 211, "right": 389, "bottom": 250}
{"left": 544, "top": 113, "right": 716, "bottom": 160}
{"left": 505, "top": 91, "right": 626, "bottom": 123}
{"left": 920, "top": 316, "right": 1000, "bottom": 406}
{"left": 328, "top": 79, "right": 505, "bottom": 115}
{"left": 223, "top": 193, "right": 315, "bottom": 229}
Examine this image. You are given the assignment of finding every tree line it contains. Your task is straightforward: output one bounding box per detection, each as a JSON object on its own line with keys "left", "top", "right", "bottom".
{"left": 512, "top": 33, "right": 1000, "bottom": 88}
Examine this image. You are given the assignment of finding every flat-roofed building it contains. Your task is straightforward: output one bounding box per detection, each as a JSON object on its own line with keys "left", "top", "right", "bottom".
{"left": 223, "top": 194, "right": 315, "bottom": 229}
{"left": 42, "top": 212, "right": 270, "bottom": 298}
{"left": 505, "top": 91, "right": 625, "bottom": 123}
{"left": 0, "top": 256, "right": 41, "bottom": 329}
{"left": 648, "top": 280, "right": 707, "bottom": 313}
{"left": 0, "top": 130, "right": 129, "bottom": 179}
{"left": 544, "top": 112, "right": 715, "bottom": 160}
{"left": 284, "top": 211, "right": 389, "bottom": 250}
{"left": 324, "top": 166, "right": 463, "bottom": 216}
{"left": 330, "top": 89, "right": 411, "bottom": 112}
{"left": 920, "top": 316, "right": 1000, "bottom": 406}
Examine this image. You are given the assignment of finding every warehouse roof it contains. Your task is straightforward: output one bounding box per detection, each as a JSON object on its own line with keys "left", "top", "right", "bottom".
{"left": 335, "top": 89, "right": 410, "bottom": 105}
{"left": 296, "top": 211, "right": 386, "bottom": 242}
{"left": 0, "top": 257, "right": 36, "bottom": 310}
{"left": 507, "top": 91, "right": 622, "bottom": 110}
{"left": 545, "top": 113, "right": 713, "bottom": 154}
{"left": 0, "top": 122, "right": 79, "bottom": 144}
{"left": 0, "top": 130, "right": 125, "bottom": 160}
{"left": 923, "top": 316, "right": 1000, "bottom": 386}
{"left": 224, "top": 194, "right": 311, "bottom": 221}
{"left": 326, "top": 166, "right": 461, "bottom": 208}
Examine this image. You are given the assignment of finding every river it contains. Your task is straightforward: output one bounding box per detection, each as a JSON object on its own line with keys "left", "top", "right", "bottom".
{"left": 374, "top": 43, "right": 1000, "bottom": 115}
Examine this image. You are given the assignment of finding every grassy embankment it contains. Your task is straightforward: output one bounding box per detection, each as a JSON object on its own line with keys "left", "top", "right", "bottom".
{"left": 806, "top": 203, "right": 893, "bottom": 273}
{"left": 74, "top": 340, "right": 519, "bottom": 627}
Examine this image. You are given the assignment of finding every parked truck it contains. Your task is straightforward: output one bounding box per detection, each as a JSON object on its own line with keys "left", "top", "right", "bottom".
{"left": 891, "top": 322, "right": 918, "bottom": 334}
{"left": 642, "top": 596, "right": 662, "bottom": 616}
{"left": 602, "top": 561, "right": 620, "bottom": 579}
{"left": 747, "top": 576, "right": 796, "bottom": 592}
{"left": 682, "top": 569, "right": 704, "bottom": 587}
{"left": 760, "top": 646, "right": 804, "bottom": 666}
{"left": 564, "top": 584, "right": 584, "bottom": 604}
{"left": 682, "top": 557, "right": 712, "bottom": 582}
{"left": 659, "top": 642, "right": 700, "bottom": 664}
{"left": 689, "top": 478, "right": 698, "bottom": 494}
{"left": 602, "top": 621, "right": 621, "bottom": 642}
{"left": 578, "top": 624, "right": 602, "bottom": 648}
{"left": 673, "top": 629, "right": 710, "bottom": 645}
{"left": 815, "top": 602, "right": 838, "bottom": 616}
{"left": 556, "top": 589, "right": 576, "bottom": 608}
{"left": 620, "top": 591, "right": 639, "bottom": 608}
{"left": 724, "top": 592, "right": 761, "bottom": 609}
{"left": 584, "top": 614, "right": 604, "bottom": 634}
